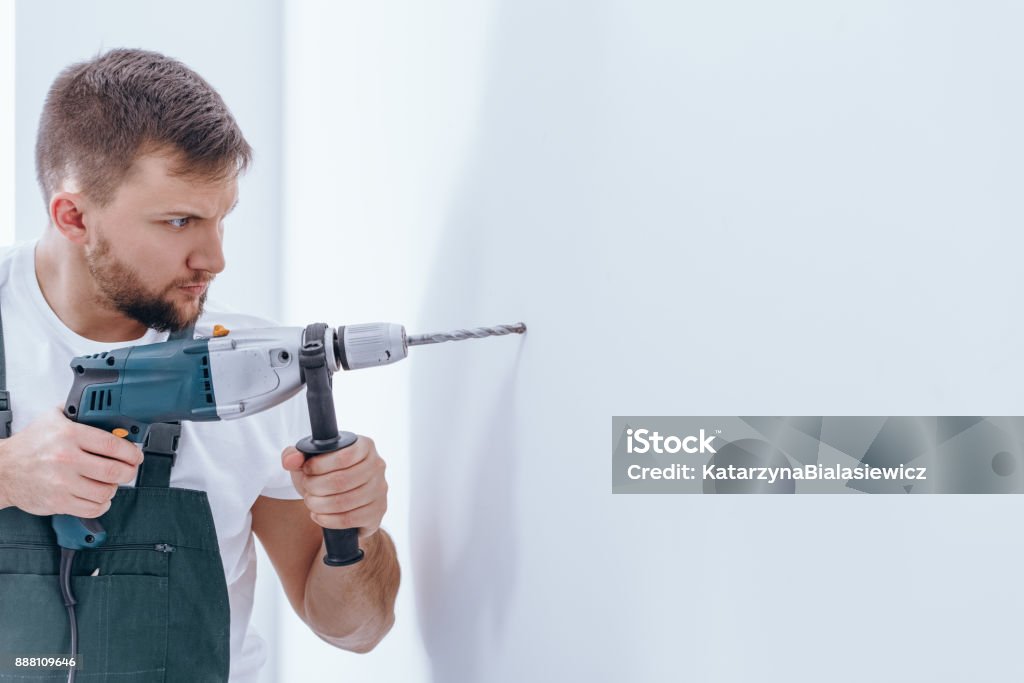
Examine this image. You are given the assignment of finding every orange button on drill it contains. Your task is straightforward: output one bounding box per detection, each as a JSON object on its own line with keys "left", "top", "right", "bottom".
{"left": 112, "top": 428, "right": 129, "bottom": 438}
{"left": 212, "top": 324, "right": 230, "bottom": 337}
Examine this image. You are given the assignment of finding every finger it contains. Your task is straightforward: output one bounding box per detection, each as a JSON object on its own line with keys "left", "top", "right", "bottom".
{"left": 289, "top": 471, "right": 308, "bottom": 497}
{"left": 72, "top": 477, "right": 119, "bottom": 505}
{"left": 77, "top": 452, "right": 139, "bottom": 485}
{"left": 304, "top": 479, "right": 382, "bottom": 515}
{"left": 281, "top": 447, "right": 305, "bottom": 471}
{"left": 64, "top": 495, "right": 113, "bottom": 519}
{"left": 302, "top": 439, "right": 370, "bottom": 476}
{"left": 76, "top": 426, "right": 143, "bottom": 465}
{"left": 302, "top": 457, "right": 379, "bottom": 496}
{"left": 310, "top": 499, "right": 384, "bottom": 531}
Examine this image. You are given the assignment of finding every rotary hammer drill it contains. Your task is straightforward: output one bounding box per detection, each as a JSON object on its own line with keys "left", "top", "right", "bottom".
{"left": 57, "top": 320, "right": 526, "bottom": 565}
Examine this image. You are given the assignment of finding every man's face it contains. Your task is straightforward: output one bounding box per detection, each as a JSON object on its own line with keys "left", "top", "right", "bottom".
{"left": 79, "top": 151, "right": 238, "bottom": 332}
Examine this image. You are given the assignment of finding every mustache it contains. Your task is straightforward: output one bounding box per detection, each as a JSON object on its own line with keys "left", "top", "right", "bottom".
{"left": 172, "top": 275, "right": 216, "bottom": 288}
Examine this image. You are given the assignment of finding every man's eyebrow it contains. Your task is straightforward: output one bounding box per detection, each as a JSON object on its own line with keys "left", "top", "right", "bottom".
{"left": 153, "top": 199, "right": 239, "bottom": 218}
{"left": 153, "top": 208, "right": 202, "bottom": 217}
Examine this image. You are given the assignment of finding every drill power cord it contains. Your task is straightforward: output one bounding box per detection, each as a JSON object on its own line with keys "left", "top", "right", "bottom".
{"left": 58, "top": 548, "right": 78, "bottom": 683}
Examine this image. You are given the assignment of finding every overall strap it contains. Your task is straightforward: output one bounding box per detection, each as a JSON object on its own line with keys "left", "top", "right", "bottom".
{"left": 0, "top": 304, "right": 10, "bottom": 438}
{"left": 134, "top": 323, "right": 194, "bottom": 488}
{"left": 135, "top": 422, "right": 180, "bottom": 488}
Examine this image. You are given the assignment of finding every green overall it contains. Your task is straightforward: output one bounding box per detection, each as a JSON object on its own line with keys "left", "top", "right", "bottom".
{"left": 0, "top": 307, "right": 231, "bottom": 681}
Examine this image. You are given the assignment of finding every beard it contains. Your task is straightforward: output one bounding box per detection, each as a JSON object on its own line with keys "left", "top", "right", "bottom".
{"left": 84, "top": 235, "right": 211, "bottom": 333}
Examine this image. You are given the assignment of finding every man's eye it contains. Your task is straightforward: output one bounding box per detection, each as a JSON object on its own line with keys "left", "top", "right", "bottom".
{"left": 168, "top": 217, "right": 191, "bottom": 229}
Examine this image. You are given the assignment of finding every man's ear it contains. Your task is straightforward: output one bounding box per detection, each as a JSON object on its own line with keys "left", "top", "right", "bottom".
{"left": 49, "top": 191, "right": 89, "bottom": 244}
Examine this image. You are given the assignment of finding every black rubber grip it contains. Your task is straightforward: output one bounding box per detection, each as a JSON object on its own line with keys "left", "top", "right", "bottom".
{"left": 296, "top": 433, "right": 365, "bottom": 566}
{"left": 298, "top": 324, "right": 365, "bottom": 567}
{"left": 322, "top": 527, "right": 364, "bottom": 566}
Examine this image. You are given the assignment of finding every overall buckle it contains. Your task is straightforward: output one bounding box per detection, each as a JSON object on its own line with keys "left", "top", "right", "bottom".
{"left": 142, "top": 422, "right": 182, "bottom": 466}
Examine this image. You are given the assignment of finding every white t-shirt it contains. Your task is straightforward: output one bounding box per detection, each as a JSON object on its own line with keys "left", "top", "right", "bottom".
{"left": 0, "top": 240, "right": 307, "bottom": 682}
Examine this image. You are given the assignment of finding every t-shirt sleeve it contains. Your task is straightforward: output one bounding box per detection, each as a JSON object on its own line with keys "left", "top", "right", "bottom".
{"left": 259, "top": 392, "right": 311, "bottom": 500}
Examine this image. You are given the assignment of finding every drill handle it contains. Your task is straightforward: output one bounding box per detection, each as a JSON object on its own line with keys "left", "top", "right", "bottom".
{"left": 297, "top": 324, "right": 364, "bottom": 567}
{"left": 52, "top": 513, "right": 107, "bottom": 550}
{"left": 296, "top": 433, "right": 363, "bottom": 566}
{"left": 58, "top": 396, "right": 116, "bottom": 550}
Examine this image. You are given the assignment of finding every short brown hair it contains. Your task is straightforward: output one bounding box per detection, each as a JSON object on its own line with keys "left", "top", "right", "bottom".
{"left": 36, "top": 48, "right": 252, "bottom": 206}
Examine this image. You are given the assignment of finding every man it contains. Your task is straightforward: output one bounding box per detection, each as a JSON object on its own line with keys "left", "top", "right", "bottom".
{"left": 0, "top": 49, "right": 399, "bottom": 681}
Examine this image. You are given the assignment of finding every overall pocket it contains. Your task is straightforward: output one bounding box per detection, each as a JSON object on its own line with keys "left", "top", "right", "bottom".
{"left": 0, "top": 544, "right": 172, "bottom": 682}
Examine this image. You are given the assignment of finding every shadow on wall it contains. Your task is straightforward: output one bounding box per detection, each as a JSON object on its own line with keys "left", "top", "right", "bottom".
{"left": 410, "top": 0, "right": 606, "bottom": 680}
{"left": 410, "top": 117, "right": 524, "bottom": 679}
{"left": 410, "top": 340, "right": 522, "bottom": 682}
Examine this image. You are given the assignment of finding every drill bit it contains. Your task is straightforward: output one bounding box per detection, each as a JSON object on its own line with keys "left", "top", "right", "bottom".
{"left": 407, "top": 322, "right": 527, "bottom": 347}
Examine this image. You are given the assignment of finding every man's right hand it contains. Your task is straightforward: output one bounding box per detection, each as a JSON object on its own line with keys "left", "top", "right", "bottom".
{"left": 0, "top": 407, "right": 143, "bottom": 518}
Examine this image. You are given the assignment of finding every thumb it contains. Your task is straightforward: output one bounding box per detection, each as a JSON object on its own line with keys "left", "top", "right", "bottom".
{"left": 281, "top": 447, "right": 305, "bottom": 471}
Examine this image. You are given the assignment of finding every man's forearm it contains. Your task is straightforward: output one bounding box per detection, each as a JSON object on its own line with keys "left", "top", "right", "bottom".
{"left": 303, "top": 529, "right": 400, "bottom": 653}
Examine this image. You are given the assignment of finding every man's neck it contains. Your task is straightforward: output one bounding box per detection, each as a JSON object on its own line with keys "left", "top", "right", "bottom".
{"left": 34, "top": 232, "right": 149, "bottom": 342}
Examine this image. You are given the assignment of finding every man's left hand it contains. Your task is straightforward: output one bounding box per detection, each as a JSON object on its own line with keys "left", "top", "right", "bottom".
{"left": 281, "top": 436, "right": 388, "bottom": 539}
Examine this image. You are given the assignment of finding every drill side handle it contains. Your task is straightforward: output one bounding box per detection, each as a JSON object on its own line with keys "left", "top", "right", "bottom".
{"left": 296, "top": 433, "right": 363, "bottom": 566}
{"left": 297, "top": 325, "right": 364, "bottom": 567}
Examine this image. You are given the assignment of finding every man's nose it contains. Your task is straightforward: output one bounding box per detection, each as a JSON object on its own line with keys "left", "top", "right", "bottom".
{"left": 187, "top": 224, "right": 226, "bottom": 275}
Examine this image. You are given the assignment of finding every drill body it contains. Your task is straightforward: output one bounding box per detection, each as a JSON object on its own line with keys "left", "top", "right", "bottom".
{"left": 64, "top": 327, "right": 310, "bottom": 440}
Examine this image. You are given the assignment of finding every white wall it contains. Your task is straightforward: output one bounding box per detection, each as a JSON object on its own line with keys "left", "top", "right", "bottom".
{"left": 286, "top": 2, "right": 1024, "bottom": 682}
{"left": 0, "top": 0, "right": 13, "bottom": 247}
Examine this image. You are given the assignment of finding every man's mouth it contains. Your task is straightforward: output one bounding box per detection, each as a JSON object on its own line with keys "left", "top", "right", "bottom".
{"left": 179, "top": 282, "right": 209, "bottom": 297}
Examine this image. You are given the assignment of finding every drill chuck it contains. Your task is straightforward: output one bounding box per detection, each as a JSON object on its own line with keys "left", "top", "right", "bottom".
{"left": 334, "top": 323, "right": 409, "bottom": 370}
{"left": 332, "top": 320, "right": 526, "bottom": 371}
